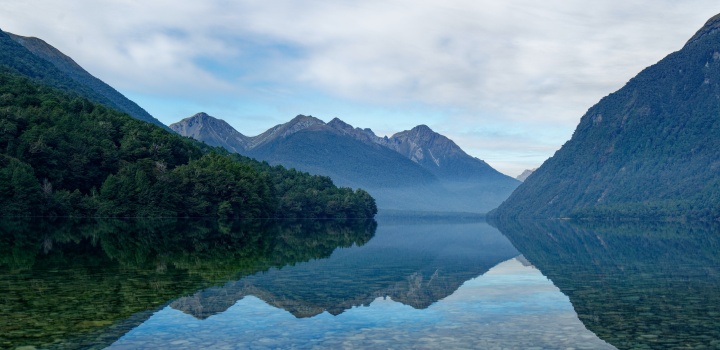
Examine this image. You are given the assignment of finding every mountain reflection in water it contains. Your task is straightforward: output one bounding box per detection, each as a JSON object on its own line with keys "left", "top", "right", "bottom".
{"left": 494, "top": 219, "right": 720, "bottom": 349}
{"left": 108, "top": 219, "right": 614, "bottom": 349}
{"left": 0, "top": 218, "right": 375, "bottom": 349}
{"left": 169, "top": 219, "right": 520, "bottom": 319}
{"left": 1, "top": 217, "right": 622, "bottom": 349}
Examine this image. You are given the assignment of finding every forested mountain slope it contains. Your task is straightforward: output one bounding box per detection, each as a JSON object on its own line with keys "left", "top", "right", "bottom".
{"left": 0, "top": 29, "right": 170, "bottom": 131}
{"left": 494, "top": 13, "right": 720, "bottom": 220}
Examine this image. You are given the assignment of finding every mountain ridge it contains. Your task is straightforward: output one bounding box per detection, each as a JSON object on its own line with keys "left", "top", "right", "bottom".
{"left": 171, "top": 113, "right": 520, "bottom": 213}
{"left": 2, "top": 30, "right": 171, "bottom": 132}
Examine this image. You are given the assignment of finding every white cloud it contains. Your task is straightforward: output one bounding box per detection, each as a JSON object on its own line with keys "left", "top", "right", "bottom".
{"left": 2, "top": 0, "right": 720, "bottom": 174}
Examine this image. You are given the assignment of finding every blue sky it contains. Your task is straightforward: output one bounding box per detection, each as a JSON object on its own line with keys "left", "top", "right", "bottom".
{"left": 2, "top": 1, "right": 720, "bottom": 176}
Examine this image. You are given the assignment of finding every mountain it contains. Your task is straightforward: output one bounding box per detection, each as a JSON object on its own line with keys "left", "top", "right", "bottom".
{"left": 493, "top": 13, "right": 720, "bottom": 219}
{"left": 171, "top": 113, "right": 520, "bottom": 213}
{"left": 0, "top": 29, "right": 170, "bottom": 131}
{"left": 171, "top": 112, "right": 250, "bottom": 153}
{"left": 329, "top": 119, "right": 512, "bottom": 182}
{"left": 515, "top": 168, "right": 536, "bottom": 182}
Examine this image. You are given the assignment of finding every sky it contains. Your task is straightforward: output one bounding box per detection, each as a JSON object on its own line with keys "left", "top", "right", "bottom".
{"left": 2, "top": 1, "right": 720, "bottom": 177}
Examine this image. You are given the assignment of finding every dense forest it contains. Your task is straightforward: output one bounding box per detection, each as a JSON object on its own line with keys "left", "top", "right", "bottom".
{"left": 0, "top": 69, "right": 377, "bottom": 218}
{"left": 493, "top": 15, "right": 720, "bottom": 220}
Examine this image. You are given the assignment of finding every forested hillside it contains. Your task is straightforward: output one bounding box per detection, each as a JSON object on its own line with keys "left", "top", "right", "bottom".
{"left": 0, "top": 29, "right": 169, "bottom": 131}
{"left": 0, "top": 69, "right": 376, "bottom": 218}
{"left": 493, "top": 14, "right": 720, "bottom": 220}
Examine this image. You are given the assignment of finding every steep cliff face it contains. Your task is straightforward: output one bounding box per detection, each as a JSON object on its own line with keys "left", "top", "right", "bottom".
{"left": 494, "top": 13, "right": 720, "bottom": 219}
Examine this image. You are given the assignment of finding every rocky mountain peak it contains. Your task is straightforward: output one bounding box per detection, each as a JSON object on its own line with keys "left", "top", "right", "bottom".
{"left": 388, "top": 125, "right": 464, "bottom": 166}
{"left": 289, "top": 114, "right": 323, "bottom": 125}
{"left": 410, "top": 124, "right": 433, "bottom": 134}
{"left": 186, "top": 112, "right": 212, "bottom": 123}
{"left": 248, "top": 114, "right": 326, "bottom": 149}
{"left": 174, "top": 112, "right": 221, "bottom": 127}
{"left": 192, "top": 111, "right": 210, "bottom": 118}
{"left": 327, "top": 117, "right": 351, "bottom": 129}
{"left": 275, "top": 114, "right": 325, "bottom": 135}
{"left": 169, "top": 112, "right": 249, "bottom": 153}
{"left": 327, "top": 118, "right": 386, "bottom": 145}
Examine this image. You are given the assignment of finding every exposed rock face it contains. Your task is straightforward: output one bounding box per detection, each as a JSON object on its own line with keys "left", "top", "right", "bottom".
{"left": 385, "top": 125, "right": 456, "bottom": 166}
{"left": 326, "top": 118, "right": 387, "bottom": 145}
{"left": 171, "top": 112, "right": 250, "bottom": 153}
{"left": 248, "top": 114, "right": 326, "bottom": 149}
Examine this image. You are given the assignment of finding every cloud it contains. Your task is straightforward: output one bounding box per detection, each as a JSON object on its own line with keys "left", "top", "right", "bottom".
{"left": 2, "top": 0, "right": 720, "bottom": 174}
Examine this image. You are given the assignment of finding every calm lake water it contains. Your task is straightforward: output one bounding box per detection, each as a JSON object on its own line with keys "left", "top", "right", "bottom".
{"left": 1, "top": 216, "right": 718, "bottom": 349}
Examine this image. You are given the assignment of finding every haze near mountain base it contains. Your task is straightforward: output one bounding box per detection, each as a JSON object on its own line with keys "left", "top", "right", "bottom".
{"left": 171, "top": 113, "right": 520, "bottom": 214}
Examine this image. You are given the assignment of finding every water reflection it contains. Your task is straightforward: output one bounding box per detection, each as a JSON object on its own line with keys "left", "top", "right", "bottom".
{"left": 494, "top": 219, "right": 720, "bottom": 349}
{"left": 1, "top": 217, "right": 623, "bottom": 349}
{"left": 0, "top": 218, "right": 375, "bottom": 350}
{"left": 109, "top": 219, "right": 613, "bottom": 349}
{"left": 111, "top": 257, "right": 615, "bottom": 349}
{"left": 169, "top": 219, "right": 520, "bottom": 319}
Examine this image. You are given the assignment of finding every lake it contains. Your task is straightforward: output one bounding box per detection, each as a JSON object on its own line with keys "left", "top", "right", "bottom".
{"left": 1, "top": 216, "right": 718, "bottom": 349}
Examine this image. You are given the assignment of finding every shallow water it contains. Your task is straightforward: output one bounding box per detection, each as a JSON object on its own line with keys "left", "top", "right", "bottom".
{"left": 2, "top": 217, "right": 718, "bottom": 349}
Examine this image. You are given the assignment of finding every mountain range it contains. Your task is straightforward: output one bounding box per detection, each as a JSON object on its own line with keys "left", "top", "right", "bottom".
{"left": 493, "top": 13, "right": 720, "bottom": 220}
{"left": 171, "top": 113, "right": 520, "bottom": 213}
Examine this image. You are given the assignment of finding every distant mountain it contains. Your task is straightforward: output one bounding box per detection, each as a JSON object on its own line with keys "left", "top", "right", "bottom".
{"left": 0, "top": 29, "right": 170, "bottom": 131}
{"left": 171, "top": 112, "right": 250, "bottom": 153}
{"left": 494, "top": 13, "right": 720, "bottom": 220}
{"left": 330, "top": 120, "right": 511, "bottom": 183}
{"left": 515, "top": 168, "right": 536, "bottom": 182}
{"left": 171, "top": 113, "right": 520, "bottom": 213}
